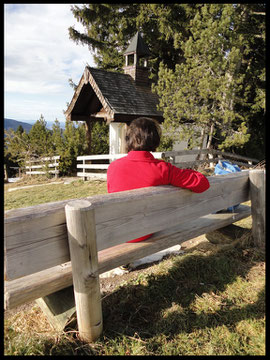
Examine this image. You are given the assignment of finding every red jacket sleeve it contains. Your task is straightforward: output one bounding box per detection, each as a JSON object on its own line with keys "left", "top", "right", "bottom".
{"left": 167, "top": 163, "right": 210, "bottom": 193}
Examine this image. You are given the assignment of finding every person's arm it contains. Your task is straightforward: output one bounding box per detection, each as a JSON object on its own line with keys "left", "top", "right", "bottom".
{"left": 167, "top": 163, "right": 210, "bottom": 193}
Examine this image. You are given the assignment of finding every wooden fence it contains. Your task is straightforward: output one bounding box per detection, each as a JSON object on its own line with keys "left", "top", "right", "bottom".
{"left": 163, "top": 148, "right": 259, "bottom": 169}
{"left": 25, "top": 156, "right": 60, "bottom": 177}
{"left": 77, "top": 149, "right": 259, "bottom": 180}
{"left": 77, "top": 152, "right": 164, "bottom": 180}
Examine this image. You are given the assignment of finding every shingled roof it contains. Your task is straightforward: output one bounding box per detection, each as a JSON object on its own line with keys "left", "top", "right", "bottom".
{"left": 123, "top": 31, "right": 151, "bottom": 57}
{"left": 65, "top": 66, "right": 163, "bottom": 123}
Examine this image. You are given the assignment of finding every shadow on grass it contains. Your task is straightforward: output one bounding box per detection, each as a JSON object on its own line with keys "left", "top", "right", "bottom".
{"left": 5, "top": 225, "right": 265, "bottom": 355}
{"left": 101, "top": 238, "right": 265, "bottom": 340}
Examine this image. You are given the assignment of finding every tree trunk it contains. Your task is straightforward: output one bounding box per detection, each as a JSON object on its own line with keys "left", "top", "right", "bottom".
{"left": 85, "top": 119, "right": 92, "bottom": 154}
{"left": 196, "top": 126, "right": 206, "bottom": 161}
{"left": 206, "top": 124, "right": 215, "bottom": 166}
{"left": 206, "top": 123, "right": 214, "bottom": 150}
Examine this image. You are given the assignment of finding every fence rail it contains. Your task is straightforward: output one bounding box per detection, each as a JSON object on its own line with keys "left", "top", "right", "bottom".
{"left": 25, "top": 156, "right": 60, "bottom": 177}
{"left": 77, "top": 149, "right": 259, "bottom": 180}
{"left": 163, "top": 149, "right": 259, "bottom": 169}
{"left": 77, "top": 152, "right": 164, "bottom": 180}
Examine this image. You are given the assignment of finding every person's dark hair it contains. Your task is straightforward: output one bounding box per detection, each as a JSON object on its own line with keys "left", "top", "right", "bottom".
{"left": 125, "top": 117, "right": 161, "bottom": 152}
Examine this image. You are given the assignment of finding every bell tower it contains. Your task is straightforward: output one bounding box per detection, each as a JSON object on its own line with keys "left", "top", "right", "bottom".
{"left": 123, "top": 31, "right": 151, "bottom": 86}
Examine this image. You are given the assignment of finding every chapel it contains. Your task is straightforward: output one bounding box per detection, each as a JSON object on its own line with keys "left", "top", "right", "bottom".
{"left": 65, "top": 31, "right": 163, "bottom": 154}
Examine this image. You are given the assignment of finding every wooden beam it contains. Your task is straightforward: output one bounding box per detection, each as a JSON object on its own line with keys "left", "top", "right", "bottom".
{"left": 113, "top": 113, "right": 163, "bottom": 123}
{"left": 65, "top": 200, "right": 103, "bottom": 342}
{"left": 64, "top": 73, "right": 86, "bottom": 119}
{"left": 249, "top": 170, "right": 265, "bottom": 249}
{"left": 164, "top": 149, "right": 259, "bottom": 164}
{"left": 85, "top": 118, "right": 92, "bottom": 154}
{"left": 4, "top": 172, "right": 250, "bottom": 281}
{"left": 164, "top": 149, "right": 211, "bottom": 157}
{"left": 77, "top": 164, "right": 109, "bottom": 170}
{"left": 69, "top": 114, "right": 92, "bottom": 122}
{"left": 5, "top": 205, "right": 251, "bottom": 310}
{"left": 35, "top": 286, "right": 76, "bottom": 331}
{"left": 93, "top": 108, "right": 108, "bottom": 118}
{"left": 94, "top": 172, "right": 250, "bottom": 250}
{"left": 212, "top": 150, "right": 259, "bottom": 163}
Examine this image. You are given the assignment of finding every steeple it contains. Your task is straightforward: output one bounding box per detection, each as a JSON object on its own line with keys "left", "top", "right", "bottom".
{"left": 123, "top": 31, "right": 151, "bottom": 86}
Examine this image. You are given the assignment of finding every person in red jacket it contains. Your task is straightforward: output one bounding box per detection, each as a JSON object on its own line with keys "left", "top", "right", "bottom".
{"left": 107, "top": 117, "right": 210, "bottom": 243}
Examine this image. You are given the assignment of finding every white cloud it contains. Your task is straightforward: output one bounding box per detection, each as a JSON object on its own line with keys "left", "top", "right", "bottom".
{"left": 4, "top": 4, "right": 95, "bottom": 121}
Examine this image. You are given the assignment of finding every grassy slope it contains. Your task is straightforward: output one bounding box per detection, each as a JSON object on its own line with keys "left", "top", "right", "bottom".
{"left": 4, "top": 177, "right": 107, "bottom": 210}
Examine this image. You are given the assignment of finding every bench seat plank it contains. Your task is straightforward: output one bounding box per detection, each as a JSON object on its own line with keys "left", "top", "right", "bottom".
{"left": 5, "top": 205, "right": 251, "bottom": 310}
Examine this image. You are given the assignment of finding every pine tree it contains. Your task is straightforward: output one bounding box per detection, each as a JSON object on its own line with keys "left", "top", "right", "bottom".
{"left": 4, "top": 128, "right": 30, "bottom": 168}
{"left": 152, "top": 4, "right": 265, "bottom": 157}
{"left": 68, "top": 3, "right": 265, "bottom": 159}
{"left": 90, "top": 120, "right": 109, "bottom": 154}
{"left": 28, "top": 114, "right": 53, "bottom": 158}
{"left": 68, "top": 4, "right": 192, "bottom": 80}
{"left": 51, "top": 119, "right": 64, "bottom": 154}
{"left": 58, "top": 120, "right": 88, "bottom": 175}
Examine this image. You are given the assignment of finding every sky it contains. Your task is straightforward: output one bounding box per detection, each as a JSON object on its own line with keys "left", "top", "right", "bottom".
{"left": 4, "top": 3, "right": 96, "bottom": 125}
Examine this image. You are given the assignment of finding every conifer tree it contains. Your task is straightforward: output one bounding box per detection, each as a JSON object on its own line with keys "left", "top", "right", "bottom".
{"left": 68, "top": 3, "right": 265, "bottom": 158}
{"left": 90, "top": 120, "right": 109, "bottom": 154}
{"left": 152, "top": 4, "right": 265, "bottom": 156}
{"left": 51, "top": 119, "right": 64, "bottom": 154}
{"left": 28, "top": 114, "right": 53, "bottom": 157}
{"left": 58, "top": 120, "right": 88, "bottom": 175}
{"left": 4, "top": 127, "right": 30, "bottom": 167}
{"left": 68, "top": 4, "right": 192, "bottom": 80}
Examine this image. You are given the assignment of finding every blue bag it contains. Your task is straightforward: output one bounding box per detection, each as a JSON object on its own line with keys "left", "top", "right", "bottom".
{"left": 214, "top": 160, "right": 241, "bottom": 212}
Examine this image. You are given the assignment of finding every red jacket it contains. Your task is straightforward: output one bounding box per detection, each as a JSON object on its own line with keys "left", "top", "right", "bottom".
{"left": 107, "top": 151, "right": 210, "bottom": 242}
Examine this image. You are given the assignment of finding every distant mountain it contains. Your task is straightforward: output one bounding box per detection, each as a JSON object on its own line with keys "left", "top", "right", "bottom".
{"left": 4, "top": 118, "right": 66, "bottom": 132}
{"left": 4, "top": 118, "right": 33, "bottom": 133}
{"left": 25, "top": 120, "right": 66, "bottom": 130}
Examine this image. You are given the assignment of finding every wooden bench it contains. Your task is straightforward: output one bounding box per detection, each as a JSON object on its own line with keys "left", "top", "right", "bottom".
{"left": 4, "top": 170, "right": 265, "bottom": 342}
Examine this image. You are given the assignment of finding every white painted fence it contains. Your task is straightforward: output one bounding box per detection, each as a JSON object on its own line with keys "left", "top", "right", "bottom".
{"left": 77, "top": 152, "right": 164, "bottom": 180}
{"left": 25, "top": 156, "right": 60, "bottom": 177}
{"left": 77, "top": 149, "right": 259, "bottom": 180}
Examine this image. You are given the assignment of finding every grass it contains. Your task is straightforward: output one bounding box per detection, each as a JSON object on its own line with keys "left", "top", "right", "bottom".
{"left": 4, "top": 175, "right": 107, "bottom": 210}
{"left": 4, "top": 176, "right": 265, "bottom": 355}
{"left": 4, "top": 241, "right": 265, "bottom": 356}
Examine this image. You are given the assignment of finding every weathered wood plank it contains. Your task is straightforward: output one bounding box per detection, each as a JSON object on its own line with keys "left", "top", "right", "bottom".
{"left": 25, "top": 163, "right": 59, "bottom": 169}
{"left": 249, "top": 170, "right": 265, "bottom": 249}
{"left": 35, "top": 287, "right": 76, "bottom": 331}
{"left": 65, "top": 200, "right": 103, "bottom": 342}
{"left": 25, "top": 170, "right": 59, "bottom": 175}
{"left": 77, "top": 152, "right": 163, "bottom": 161}
{"left": 175, "top": 159, "right": 255, "bottom": 169}
{"left": 4, "top": 205, "right": 251, "bottom": 310}
{"left": 4, "top": 172, "right": 250, "bottom": 280}
{"left": 213, "top": 150, "right": 259, "bottom": 163}
{"left": 174, "top": 158, "right": 220, "bottom": 168}
{"left": 77, "top": 164, "right": 109, "bottom": 170}
{"left": 164, "top": 149, "right": 211, "bottom": 157}
{"left": 77, "top": 154, "right": 126, "bottom": 161}
{"left": 94, "top": 172, "right": 250, "bottom": 250}
{"left": 163, "top": 149, "right": 259, "bottom": 164}
{"left": 25, "top": 156, "right": 60, "bottom": 163}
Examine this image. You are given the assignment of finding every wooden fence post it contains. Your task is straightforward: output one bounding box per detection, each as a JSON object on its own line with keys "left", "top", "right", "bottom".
{"left": 249, "top": 169, "right": 265, "bottom": 250}
{"left": 65, "top": 200, "right": 103, "bottom": 342}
